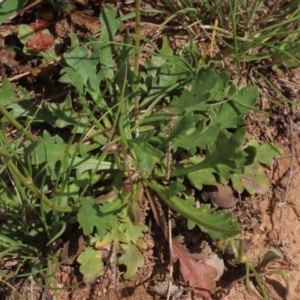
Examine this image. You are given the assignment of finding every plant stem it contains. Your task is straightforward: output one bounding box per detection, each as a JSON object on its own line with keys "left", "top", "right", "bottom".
{"left": 2, "top": 152, "right": 78, "bottom": 213}
{"left": 0, "top": 106, "right": 39, "bottom": 142}
{"left": 147, "top": 179, "right": 240, "bottom": 235}
{"left": 133, "top": 0, "right": 141, "bottom": 137}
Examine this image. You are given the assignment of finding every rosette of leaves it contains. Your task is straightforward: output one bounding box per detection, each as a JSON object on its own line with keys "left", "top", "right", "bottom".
{"left": 2, "top": 5, "right": 282, "bottom": 292}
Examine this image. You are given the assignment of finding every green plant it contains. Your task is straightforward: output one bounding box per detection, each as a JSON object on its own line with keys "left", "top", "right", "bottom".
{"left": 0, "top": 2, "right": 286, "bottom": 300}
{"left": 162, "top": 0, "right": 300, "bottom": 112}
{"left": 0, "top": 0, "right": 27, "bottom": 25}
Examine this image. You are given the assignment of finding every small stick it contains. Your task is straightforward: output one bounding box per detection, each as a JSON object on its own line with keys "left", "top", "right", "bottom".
{"left": 164, "top": 115, "right": 176, "bottom": 183}
{"left": 279, "top": 112, "right": 295, "bottom": 244}
{"left": 166, "top": 208, "right": 173, "bottom": 300}
{"left": 210, "top": 18, "right": 218, "bottom": 56}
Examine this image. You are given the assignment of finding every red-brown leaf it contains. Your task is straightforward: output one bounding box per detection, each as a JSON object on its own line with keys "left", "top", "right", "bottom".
{"left": 29, "top": 20, "right": 50, "bottom": 32}
{"left": 172, "top": 240, "right": 217, "bottom": 297}
{"left": 27, "top": 31, "right": 54, "bottom": 51}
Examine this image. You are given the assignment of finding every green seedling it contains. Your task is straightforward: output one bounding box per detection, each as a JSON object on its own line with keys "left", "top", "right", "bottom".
{"left": 220, "top": 239, "right": 289, "bottom": 300}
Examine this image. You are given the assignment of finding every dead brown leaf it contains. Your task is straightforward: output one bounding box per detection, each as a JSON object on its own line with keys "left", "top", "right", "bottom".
{"left": 29, "top": 20, "right": 51, "bottom": 32}
{"left": 70, "top": 11, "right": 100, "bottom": 31}
{"left": 172, "top": 240, "right": 217, "bottom": 297}
{"left": 27, "top": 31, "right": 54, "bottom": 51}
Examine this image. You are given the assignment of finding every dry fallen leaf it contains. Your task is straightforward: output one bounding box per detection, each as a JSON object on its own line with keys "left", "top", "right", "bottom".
{"left": 201, "top": 184, "right": 236, "bottom": 209}
{"left": 27, "top": 31, "right": 54, "bottom": 51}
{"left": 172, "top": 240, "right": 217, "bottom": 297}
{"left": 29, "top": 20, "right": 50, "bottom": 32}
{"left": 70, "top": 11, "right": 100, "bottom": 31}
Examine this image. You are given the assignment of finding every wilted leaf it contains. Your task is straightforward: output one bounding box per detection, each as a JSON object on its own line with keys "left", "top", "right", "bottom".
{"left": 28, "top": 20, "right": 50, "bottom": 32}
{"left": 118, "top": 242, "right": 144, "bottom": 279}
{"left": 77, "top": 246, "right": 104, "bottom": 283}
{"left": 256, "top": 142, "right": 283, "bottom": 164}
{"left": 118, "top": 219, "right": 147, "bottom": 244}
{"left": 172, "top": 240, "right": 217, "bottom": 297}
{"left": 230, "top": 140, "right": 282, "bottom": 194}
{"left": 27, "top": 31, "right": 54, "bottom": 51}
{"left": 260, "top": 248, "right": 283, "bottom": 269}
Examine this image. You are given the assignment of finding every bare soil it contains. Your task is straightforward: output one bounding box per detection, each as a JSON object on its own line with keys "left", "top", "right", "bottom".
{"left": 1, "top": 1, "right": 300, "bottom": 300}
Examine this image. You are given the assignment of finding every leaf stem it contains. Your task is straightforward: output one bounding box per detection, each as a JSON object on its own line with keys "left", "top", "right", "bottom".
{"left": 1, "top": 152, "right": 78, "bottom": 213}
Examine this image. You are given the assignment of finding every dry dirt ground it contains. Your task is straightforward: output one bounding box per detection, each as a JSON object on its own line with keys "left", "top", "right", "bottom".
{"left": 1, "top": 1, "right": 300, "bottom": 300}
{"left": 223, "top": 146, "right": 300, "bottom": 300}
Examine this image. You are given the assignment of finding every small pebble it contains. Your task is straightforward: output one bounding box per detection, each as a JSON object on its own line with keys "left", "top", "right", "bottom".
{"left": 267, "top": 229, "right": 279, "bottom": 241}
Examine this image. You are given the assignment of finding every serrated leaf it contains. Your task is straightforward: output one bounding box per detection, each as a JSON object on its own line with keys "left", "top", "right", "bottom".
{"left": 214, "top": 85, "right": 258, "bottom": 129}
{"left": 118, "top": 243, "right": 144, "bottom": 279}
{"left": 31, "top": 131, "right": 67, "bottom": 165}
{"left": 52, "top": 95, "right": 86, "bottom": 128}
{"left": 204, "top": 127, "right": 248, "bottom": 176}
{"left": 163, "top": 181, "right": 186, "bottom": 198}
{"left": 118, "top": 219, "right": 147, "bottom": 244}
{"left": 158, "top": 113, "right": 199, "bottom": 150}
{"left": 63, "top": 46, "right": 96, "bottom": 86}
{"left": 77, "top": 247, "right": 104, "bottom": 283}
{"left": 6, "top": 99, "right": 57, "bottom": 123}
{"left": 92, "top": 5, "right": 121, "bottom": 80}
{"left": 168, "top": 68, "right": 230, "bottom": 115}
{"left": 131, "top": 134, "right": 164, "bottom": 158}
{"left": 174, "top": 121, "right": 222, "bottom": 155}
{"left": 78, "top": 197, "right": 121, "bottom": 239}
{"left": 130, "top": 140, "right": 164, "bottom": 171}
{"left": 146, "top": 180, "right": 240, "bottom": 238}
{"left": 256, "top": 142, "right": 283, "bottom": 164}
{"left": 170, "top": 127, "right": 248, "bottom": 179}
{"left": 187, "top": 169, "right": 217, "bottom": 190}
{"left": 185, "top": 202, "right": 239, "bottom": 239}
